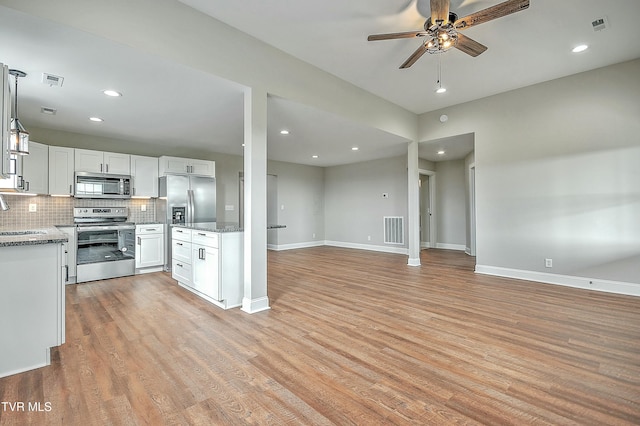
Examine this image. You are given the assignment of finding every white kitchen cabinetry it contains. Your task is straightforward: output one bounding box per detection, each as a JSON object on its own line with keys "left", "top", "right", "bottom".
{"left": 0, "top": 141, "right": 49, "bottom": 194}
{"left": 172, "top": 227, "right": 193, "bottom": 287}
{"left": 171, "top": 226, "right": 242, "bottom": 309}
{"left": 1, "top": 63, "right": 10, "bottom": 178}
{"left": 57, "top": 226, "right": 77, "bottom": 284}
{"left": 158, "top": 155, "right": 215, "bottom": 177}
{"left": 20, "top": 141, "right": 49, "bottom": 194}
{"left": 135, "top": 224, "right": 165, "bottom": 273}
{"left": 48, "top": 145, "right": 75, "bottom": 195}
{"left": 0, "top": 242, "right": 65, "bottom": 378}
{"left": 75, "top": 148, "right": 130, "bottom": 175}
{"left": 130, "top": 155, "right": 158, "bottom": 197}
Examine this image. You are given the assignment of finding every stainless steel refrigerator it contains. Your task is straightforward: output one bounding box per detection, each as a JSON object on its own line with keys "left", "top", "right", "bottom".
{"left": 157, "top": 174, "right": 216, "bottom": 270}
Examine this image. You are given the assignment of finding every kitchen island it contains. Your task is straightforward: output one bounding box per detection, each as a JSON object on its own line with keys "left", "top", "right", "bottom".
{"left": 0, "top": 227, "right": 67, "bottom": 378}
{"left": 171, "top": 223, "right": 244, "bottom": 310}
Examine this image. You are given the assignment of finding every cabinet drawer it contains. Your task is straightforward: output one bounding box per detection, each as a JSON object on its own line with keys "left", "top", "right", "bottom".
{"left": 172, "top": 227, "right": 191, "bottom": 242}
{"left": 137, "top": 224, "right": 164, "bottom": 235}
{"left": 192, "top": 231, "right": 218, "bottom": 248}
{"left": 172, "top": 240, "right": 191, "bottom": 262}
{"left": 171, "top": 259, "right": 192, "bottom": 285}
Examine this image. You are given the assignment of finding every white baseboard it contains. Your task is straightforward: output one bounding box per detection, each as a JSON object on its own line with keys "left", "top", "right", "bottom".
{"left": 435, "top": 243, "right": 466, "bottom": 251}
{"left": 268, "top": 241, "right": 325, "bottom": 251}
{"left": 324, "top": 240, "right": 408, "bottom": 255}
{"left": 475, "top": 265, "right": 640, "bottom": 297}
{"left": 241, "top": 296, "right": 271, "bottom": 314}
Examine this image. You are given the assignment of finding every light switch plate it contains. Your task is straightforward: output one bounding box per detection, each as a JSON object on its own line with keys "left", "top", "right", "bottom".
{"left": 28, "top": 203, "right": 37, "bottom": 212}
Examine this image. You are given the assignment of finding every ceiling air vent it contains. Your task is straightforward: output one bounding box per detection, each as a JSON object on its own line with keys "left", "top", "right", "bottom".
{"left": 592, "top": 16, "right": 609, "bottom": 32}
{"left": 40, "top": 106, "right": 57, "bottom": 115}
{"left": 42, "top": 73, "right": 64, "bottom": 87}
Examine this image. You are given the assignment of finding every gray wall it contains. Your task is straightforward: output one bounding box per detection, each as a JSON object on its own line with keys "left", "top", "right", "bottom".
{"left": 324, "top": 155, "right": 408, "bottom": 249}
{"left": 435, "top": 159, "right": 467, "bottom": 249}
{"left": 268, "top": 160, "right": 325, "bottom": 247}
{"left": 418, "top": 59, "right": 640, "bottom": 286}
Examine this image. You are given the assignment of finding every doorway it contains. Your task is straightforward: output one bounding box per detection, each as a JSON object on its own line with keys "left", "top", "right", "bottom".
{"left": 419, "top": 170, "right": 436, "bottom": 249}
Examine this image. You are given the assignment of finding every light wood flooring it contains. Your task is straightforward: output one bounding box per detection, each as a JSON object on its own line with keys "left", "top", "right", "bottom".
{"left": 1, "top": 247, "right": 639, "bottom": 425}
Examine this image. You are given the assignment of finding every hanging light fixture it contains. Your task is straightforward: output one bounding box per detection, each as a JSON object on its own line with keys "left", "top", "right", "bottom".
{"left": 8, "top": 69, "right": 29, "bottom": 155}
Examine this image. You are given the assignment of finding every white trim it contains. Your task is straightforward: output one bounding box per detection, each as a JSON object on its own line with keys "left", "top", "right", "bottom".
{"left": 241, "top": 296, "right": 271, "bottom": 314}
{"left": 475, "top": 265, "right": 640, "bottom": 297}
{"left": 407, "top": 257, "right": 421, "bottom": 266}
{"left": 268, "top": 241, "right": 325, "bottom": 251}
{"left": 325, "top": 240, "right": 408, "bottom": 255}
{"left": 435, "top": 242, "right": 466, "bottom": 251}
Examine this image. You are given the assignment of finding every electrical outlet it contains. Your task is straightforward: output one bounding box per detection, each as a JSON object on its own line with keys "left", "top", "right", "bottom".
{"left": 312, "top": 233, "right": 316, "bottom": 239}
{"left": 367, "top": 235, "right": 371, "bottom": 241}
{"left": 28, "top": 203, "right": 37, "bottom": 212}
{"left": 225, "top": 205, "right": 235, "bottom": 211}
{"left": 141, "top": 204, "right": 147, "bottom": 212}
{"left": 545, "top": 258, "right": 553, "bottom": 268}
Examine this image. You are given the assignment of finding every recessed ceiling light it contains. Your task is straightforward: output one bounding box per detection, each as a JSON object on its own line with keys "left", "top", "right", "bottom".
{"left": 352, "top": 147, "right": 359, "bottom": 151}
{"left": 437, "top": 150, "right": 445, "bottom": 155}
{"left": 102, "top": 89, "right": 122, "bottom": 97}
{"left": 89, "top": 117, "right": 104, "bottom": 122}
{"left": 572, "top": 44, "right": 588, "bottom": 53}
{"left": 312, "top": 155, "right": 318, "bottom": 159}
{"left": 280, "top": 129, "right": 289, "bottom": 135}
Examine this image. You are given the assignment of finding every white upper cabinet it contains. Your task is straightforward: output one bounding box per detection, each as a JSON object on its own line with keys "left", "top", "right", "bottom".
{"left": 48, "top": 146, "right": 74, "bottom": 195}
{"left": 20, "top": 141, "right": 49, "bottom": 194}
{"left": 158, "top": 155, "right": 215, "bottom": 177}
{"left": 130, "top": 155, "right": 159, "bottom": 197}
{"left": 0, "top": 141, "right": 48, "bottom": 194}
{"left": 75, "top": 149, "right": 130, "bottom": 175}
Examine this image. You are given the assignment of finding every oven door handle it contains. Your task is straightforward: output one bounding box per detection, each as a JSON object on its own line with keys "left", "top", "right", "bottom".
{"left": 77, "top": 225, "right": 135, "bottom": 232}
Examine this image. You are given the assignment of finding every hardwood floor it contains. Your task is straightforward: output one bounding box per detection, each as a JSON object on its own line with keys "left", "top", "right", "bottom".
{"left": 1, "top": 247, "right": 639, "bottom": 425}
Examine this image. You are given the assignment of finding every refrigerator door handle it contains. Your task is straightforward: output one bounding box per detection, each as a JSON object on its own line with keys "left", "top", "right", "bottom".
{"left": 187, "top": 189, "right": 194, "bottom": 223}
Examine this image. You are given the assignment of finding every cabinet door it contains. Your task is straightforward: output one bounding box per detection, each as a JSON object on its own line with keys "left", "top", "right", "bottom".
{"left": 159, "top": 156, "right": 189, "bottom": 175}
{"left": 57, "top": 226, "right": 76, "bottom": 283}
{"left": 48, "top": 146, "right": 74, "bottom": 195}
{"left": 189, "top": 159, "right": 215, "bottom": 177}
{"left": 0, "top": 64, "right": 10, "bottom": 178}
{"left": 192, "top": 244, "right": 220, "bottom": 300}
{"left": 131, "top": 155, "right": 158, "bottom": 197}
{"left": 136, "top": 233, "right": 164, "bottom": 268}
{"left": 21, "top": 141, "right": 48, "bottom": 194}
{"left": 74, "top": 149, "right": 103, "bottom": 173}
{"left": 104, "top": 152, "right": 130, "bottom": 175}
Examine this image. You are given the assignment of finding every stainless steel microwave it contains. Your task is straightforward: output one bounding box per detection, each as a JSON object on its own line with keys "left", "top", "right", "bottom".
{"left": 74, "top": 172, "right": 132, "bottom": 198}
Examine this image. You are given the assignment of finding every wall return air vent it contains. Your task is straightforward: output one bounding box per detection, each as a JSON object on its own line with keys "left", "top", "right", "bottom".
{"left": 384, "top": 216, "right": 404, "bottom": 245}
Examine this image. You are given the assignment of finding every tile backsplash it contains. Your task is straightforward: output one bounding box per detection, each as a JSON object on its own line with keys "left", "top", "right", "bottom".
{"left": 0, "top": 195, "right": 157, "bottom": 228}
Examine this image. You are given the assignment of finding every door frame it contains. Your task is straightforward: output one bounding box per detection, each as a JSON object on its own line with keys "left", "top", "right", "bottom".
{"left": 418, "top": 169, "right": 436, "bottom": 249}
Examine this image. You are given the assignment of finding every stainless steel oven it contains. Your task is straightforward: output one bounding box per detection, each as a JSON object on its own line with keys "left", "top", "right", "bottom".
{"left": 74, "top": 207, "right": 135, "bottom": 283}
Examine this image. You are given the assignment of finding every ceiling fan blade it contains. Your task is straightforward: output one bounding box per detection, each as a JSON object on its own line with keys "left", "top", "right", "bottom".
{"left": 454, "top": 33, "right": 488, "bottom": 57}
{"left": 400, "top": 40, "right": 432, "bottom": 68}
{"left": 430, "top": 0, "right": 450, "bottom": 24}
{"left": 368, "top": 31, "right": 429, "bottom": 41}
{"left": 454, "top": 0, "right": 529, "bottom": 30}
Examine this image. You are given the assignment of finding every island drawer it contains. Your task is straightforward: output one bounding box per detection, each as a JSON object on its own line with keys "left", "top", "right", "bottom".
{"left": 172, "top": 227, "right": 192, "bottom": 242}
{"left": 172, "top": 239, "right": 191, "bottom": 262}
{"left": 192, "top": 231, "right": 218, "bottom": 248}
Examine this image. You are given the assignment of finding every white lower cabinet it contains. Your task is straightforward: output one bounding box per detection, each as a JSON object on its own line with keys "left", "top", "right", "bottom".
{"left": 171, "top": 226, "right": 243, "bottom": 309}
{"left": 57, "top": 226, "right": 77, "bottom": 284}
{"left": 135, "top": 224, "right": 165, "bottom": 273}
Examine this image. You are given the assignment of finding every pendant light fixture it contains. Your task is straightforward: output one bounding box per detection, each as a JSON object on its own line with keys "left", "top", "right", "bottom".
{"left": 8, "top": 69, "right": 29, "bottom": 155}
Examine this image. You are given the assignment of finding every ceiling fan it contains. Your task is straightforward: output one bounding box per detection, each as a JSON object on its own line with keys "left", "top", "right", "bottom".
{"left": 368, "top": 0, "right": 530, "bottom": 68}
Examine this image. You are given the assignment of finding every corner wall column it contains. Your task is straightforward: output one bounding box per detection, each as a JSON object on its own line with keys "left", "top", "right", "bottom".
{"left": 242, "top": 87, "right": 270, "bottom": 313}
{"left": 407, "top": 140, "right": 421, "bottom": 266}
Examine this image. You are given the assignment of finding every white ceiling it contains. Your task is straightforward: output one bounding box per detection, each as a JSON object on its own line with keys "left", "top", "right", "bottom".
{"left": 1, "top": 0, "right": 639, "bottom": 166}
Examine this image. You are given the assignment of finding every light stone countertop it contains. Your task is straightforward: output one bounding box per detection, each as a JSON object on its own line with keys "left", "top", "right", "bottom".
{"left": 0, "top": 226, "right": 68, "bottom": 247}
